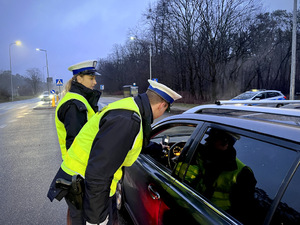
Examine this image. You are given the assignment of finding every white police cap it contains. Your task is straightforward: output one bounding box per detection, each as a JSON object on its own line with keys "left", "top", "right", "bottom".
{"left": 148, "top": 79, "right": 182, "bottom": 104}
{"left": 68, "top": 60, "right": 100, "bottom": 76}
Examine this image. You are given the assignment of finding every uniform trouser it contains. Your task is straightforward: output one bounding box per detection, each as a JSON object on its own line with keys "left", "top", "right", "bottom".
{"left": 65, "top": 196, "right": 114, "bottom": 225}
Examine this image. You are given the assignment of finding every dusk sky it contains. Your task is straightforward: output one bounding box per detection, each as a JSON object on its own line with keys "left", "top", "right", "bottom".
{"left": 0, "top": 0, "right": 294, "bottom": 87}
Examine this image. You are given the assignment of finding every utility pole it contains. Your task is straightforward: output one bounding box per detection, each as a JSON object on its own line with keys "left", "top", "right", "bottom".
{"left": 289, "top": 0, "right": 297, "bottom": 100}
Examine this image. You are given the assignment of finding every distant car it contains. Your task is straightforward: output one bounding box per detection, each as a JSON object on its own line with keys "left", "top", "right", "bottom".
{"left": 39, "top": 91, "right": 54, "bottom": 101}
{"left": 230, "top": 89, "right": 286, "bottom": 107}
{"left": 116, "top": 104, "right": 300, "bottom": 225}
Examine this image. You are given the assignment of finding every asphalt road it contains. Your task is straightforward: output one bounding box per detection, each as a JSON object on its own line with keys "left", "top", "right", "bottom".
{"left": 0, "top": 98, "right": 66, "bottom": 225}
{"left": 0, "top": 97, "right": 178, "bottom": 225}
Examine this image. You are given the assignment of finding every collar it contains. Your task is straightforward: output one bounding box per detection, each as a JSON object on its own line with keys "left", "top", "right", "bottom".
{"left": 70, "top": 81, "right": 101, "bottom": 111}
{"left": 134, "top": 93, "right": 153, "bottom": 147}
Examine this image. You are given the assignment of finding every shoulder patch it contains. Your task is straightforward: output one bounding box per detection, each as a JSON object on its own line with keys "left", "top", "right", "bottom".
{"left": 72, "top": 99, "right": 87, "bottom": 112}
{"left": 131, "top": 112, "right": 141, "bottom": 123}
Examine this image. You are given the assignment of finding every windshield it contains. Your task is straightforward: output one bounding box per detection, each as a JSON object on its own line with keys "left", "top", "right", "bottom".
{"left": 233, "top": 92, "right": 257, "bottom": 100}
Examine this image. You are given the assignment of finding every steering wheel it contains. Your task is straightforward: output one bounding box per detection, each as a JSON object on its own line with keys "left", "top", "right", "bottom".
{"left": 168, "top": 142, "right": 185, "bottom": 169}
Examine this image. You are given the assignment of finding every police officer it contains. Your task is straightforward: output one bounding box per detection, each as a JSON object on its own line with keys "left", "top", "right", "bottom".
{"left": 56, "top": 60, "right": 101, "bottom": 161}
{"left": 48, "top": 79, "right": 182, "bottom": 225}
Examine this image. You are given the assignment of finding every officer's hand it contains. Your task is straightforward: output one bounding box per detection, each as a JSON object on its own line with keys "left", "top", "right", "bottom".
{"left": 86, "top": 222, "right": 97, "bottom": 225}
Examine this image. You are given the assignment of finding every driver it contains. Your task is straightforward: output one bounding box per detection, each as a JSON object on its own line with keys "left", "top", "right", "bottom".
{"left": 186, "top": 128, "right": 257, "bottom": 224}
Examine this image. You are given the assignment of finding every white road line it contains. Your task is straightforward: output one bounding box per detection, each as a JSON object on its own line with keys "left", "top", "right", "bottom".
{"left": 0, "top": 124, "right": 7, "bottom": 129}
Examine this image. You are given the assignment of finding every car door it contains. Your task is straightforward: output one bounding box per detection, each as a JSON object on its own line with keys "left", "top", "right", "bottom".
{"left": 122, "top": 120, "right": 202, "bottom": 225}
{"left": 176, "top": 124, "right": 300, "bottom": 225}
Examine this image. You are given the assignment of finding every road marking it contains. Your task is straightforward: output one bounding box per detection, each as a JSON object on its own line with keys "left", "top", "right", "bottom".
{"left": 9, "top": 120, "right": 17, "bottom": 123}
{"left": 0, "top": 124, "right": 7, "bottom": 129}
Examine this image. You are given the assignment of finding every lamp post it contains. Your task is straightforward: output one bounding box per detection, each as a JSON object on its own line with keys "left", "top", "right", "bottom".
{"left": 36, "top": 48, "right": 50, "bottom": 93}
{"left": 289, "top": 0, "right": 297, "bottom": 100}
{"left": 130, "top": 36, "right": 152, "bottom": 80}
{"left": 9, "top": 40, "right": 21, "bottom": 102}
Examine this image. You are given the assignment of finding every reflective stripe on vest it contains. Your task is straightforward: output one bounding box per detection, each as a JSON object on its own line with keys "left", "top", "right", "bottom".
{"left": 55, "top": 92, "right": 95, "bottom": 160}
{"left": 61, "top": 97, "right": 143, "bottom": 196}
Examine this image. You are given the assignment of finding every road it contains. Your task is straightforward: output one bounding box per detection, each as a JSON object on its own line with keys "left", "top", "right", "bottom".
{"left": 0, "top": 97, "right": 175, "bottom": 225}
{"left": 0, "top": 98, "right": 66, "bottom": 225}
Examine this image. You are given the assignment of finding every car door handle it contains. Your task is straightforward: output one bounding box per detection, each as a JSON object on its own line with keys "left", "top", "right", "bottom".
{"left": 148, "top": 184, "right": 160, "bottom": 200}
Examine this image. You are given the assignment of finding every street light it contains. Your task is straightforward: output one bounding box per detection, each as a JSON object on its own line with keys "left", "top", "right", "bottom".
{"left": 9, "top": 40, "right": 22, "bottom": 102}
{"left": 36, "top": 48, "right": 50, "bottom": 93}
{"left": 289, "top": 0, "right": 297, "bottom": 100}
{"left": 130, "top": 36, "right": 152, "bottom": 80}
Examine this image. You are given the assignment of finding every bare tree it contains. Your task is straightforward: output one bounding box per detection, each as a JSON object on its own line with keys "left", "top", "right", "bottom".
{"left": 26, "top": 68, "right": 42, "bottom": 95}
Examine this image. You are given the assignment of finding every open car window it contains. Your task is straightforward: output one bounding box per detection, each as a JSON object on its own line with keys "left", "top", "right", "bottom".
{"left": 142, "top": 123, "right": 198, "bottom": 170}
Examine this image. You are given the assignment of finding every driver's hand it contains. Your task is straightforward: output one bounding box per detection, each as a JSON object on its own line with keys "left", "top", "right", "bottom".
{"left": 160, "top": 143, "right": 169, "bottom": 156}
{"left": 160, "top": 142, "right": 170, "bottom": 150}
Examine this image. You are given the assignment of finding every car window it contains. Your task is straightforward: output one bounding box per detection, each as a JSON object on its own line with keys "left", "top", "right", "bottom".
{"left": 142, "top": 124, "right": 198, "bottom": 170}
{"left": 267, "top": 92, "right": 279, "bottom": 98}
{"left": 233, "top": 92, "right": 256, "bottom": 100}
{"left": 270, "top": 163, "right": 300, "bottom": 225}
{"left": 181, "top": 127, "right": 298, "bottom": 225}
{"left": 255, "top": 92, "right": 266, "bottom": 99}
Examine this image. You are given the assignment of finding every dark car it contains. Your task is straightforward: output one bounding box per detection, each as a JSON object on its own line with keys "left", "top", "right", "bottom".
{"left": 116, "top": 104, "right": 300, "bottom": 225}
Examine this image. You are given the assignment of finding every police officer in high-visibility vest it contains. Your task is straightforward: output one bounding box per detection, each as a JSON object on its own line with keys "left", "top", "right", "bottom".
{"left": 56, "top": 60, "right": 101, "bottom": 161}
{"left": 47, "top": 79, "right": 182, "bottom": 225}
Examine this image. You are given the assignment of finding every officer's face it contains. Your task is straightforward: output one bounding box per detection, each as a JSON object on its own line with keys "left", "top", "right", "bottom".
{"left": 77, "top": 75, "right": 97, "bottom": 90}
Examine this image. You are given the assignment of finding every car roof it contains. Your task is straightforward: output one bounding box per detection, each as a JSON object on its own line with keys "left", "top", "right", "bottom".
{"left": 246, "top": 89, "right": 282, "bottom": 93}
{"left": 155, "top": 104, "right": 300, "bottom": 143}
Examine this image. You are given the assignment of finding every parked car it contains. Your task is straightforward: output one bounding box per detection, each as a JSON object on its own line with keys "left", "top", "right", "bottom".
{"left": 116, "top": 104, "right": 300, "bottom": 225}
{"left": 230, "top": 89, "right": 286, "bottom": 107}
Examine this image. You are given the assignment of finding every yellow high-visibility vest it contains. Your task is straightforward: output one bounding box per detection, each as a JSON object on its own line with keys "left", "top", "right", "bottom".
{"left": 61, "top": 97, "right": 143, "bottom": 196}
{"left": 55, "top": 92, "right": 95, "bottom": 160}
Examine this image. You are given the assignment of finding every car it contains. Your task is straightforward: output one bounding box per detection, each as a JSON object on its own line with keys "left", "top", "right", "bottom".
{"left": 116, "top": 104, "right": 300, "bottom": 225}
{"left": 230, "top": 89, "right": 286, "bottom": 107}
{"left": 39, "top": 91, "right": 54, "bottom": 101}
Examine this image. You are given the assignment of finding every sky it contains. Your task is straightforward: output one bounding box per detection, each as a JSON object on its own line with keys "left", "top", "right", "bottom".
{"left": 0, "top": 0, "right": 295, "bottom": 86}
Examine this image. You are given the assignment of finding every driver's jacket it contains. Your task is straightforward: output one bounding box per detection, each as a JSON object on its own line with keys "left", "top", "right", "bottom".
{"left": 61, "top": 97, "right": 143, "bottom": 196}
{"left": 55, "top": 92, "right": 95, "bottom": 160}
{"left": 195, "top": 158, "right": 245, "bottom": 210}
{"left": 176, "top": 158, "right": 246, "bottom": 211}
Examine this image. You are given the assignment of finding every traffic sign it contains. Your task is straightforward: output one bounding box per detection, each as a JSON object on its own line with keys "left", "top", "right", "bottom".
{"left": 56, "top": 79, "right": 63, "bottom": 86}
{"left": 100, "top": 85, "right": 104, "bottom": 90}
{"left": 50, "top": 89, "right": 55, "bottom": 94}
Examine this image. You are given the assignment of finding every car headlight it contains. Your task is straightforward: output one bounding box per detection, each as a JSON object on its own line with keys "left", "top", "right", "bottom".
{"left": 49, "top": 94, "right": 54, "bottom": 99}
{"left": 39, "top": 95, "right": 43, "bottom": 98}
